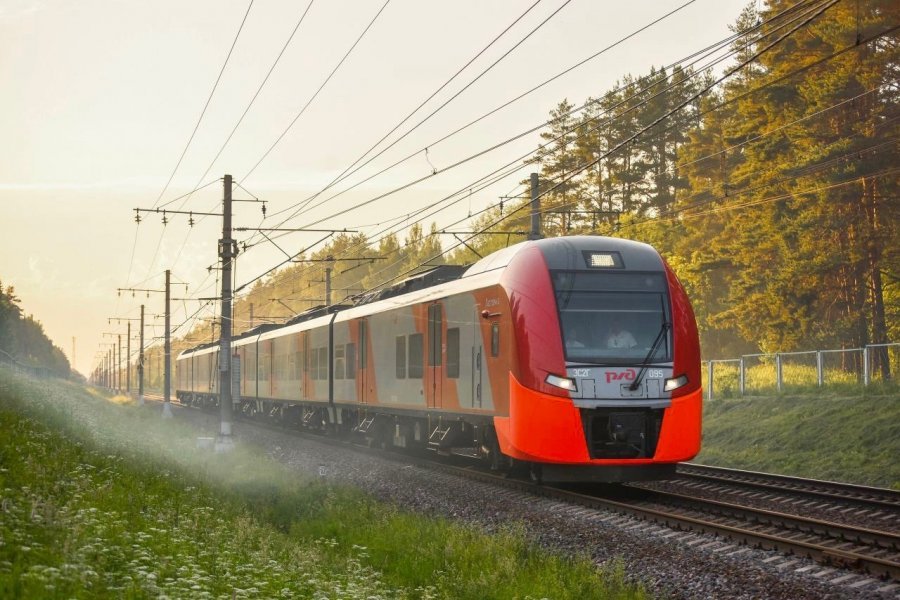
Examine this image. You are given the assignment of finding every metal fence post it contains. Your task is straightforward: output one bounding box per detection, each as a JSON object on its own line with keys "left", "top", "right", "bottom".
{"left": 707, "top": 360, "right": 714, "bottom": 401}
{"left": 816, "top": 351, "right": 823, "bottom": 387}
{"left": 863, "top": 346, "right": 870, "bottom": 386}
{"left": 739, "top": 357, "right": 745, "bottom": 396}
{"left": 775, "top": 353, "right": 783, "bottom": 393}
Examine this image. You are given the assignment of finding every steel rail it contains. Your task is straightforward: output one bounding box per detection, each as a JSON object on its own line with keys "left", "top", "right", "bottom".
{"left": 677, "top": 463, "right": 900, "bottom": 511}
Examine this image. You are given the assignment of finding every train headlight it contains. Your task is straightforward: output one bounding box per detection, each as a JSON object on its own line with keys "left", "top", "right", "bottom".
{"left": 546, "top": 374, "right": 577, "bottom": 392}
{"left": 664, "top": 374, "right": 689, "bottom": 392}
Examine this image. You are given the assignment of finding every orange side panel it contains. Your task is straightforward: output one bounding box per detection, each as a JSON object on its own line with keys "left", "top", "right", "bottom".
{"left": 494, "top": 372, "right": 591, "bottom": 463}
{"left": 653, "top": 387, "right": 703, "bottom": 461}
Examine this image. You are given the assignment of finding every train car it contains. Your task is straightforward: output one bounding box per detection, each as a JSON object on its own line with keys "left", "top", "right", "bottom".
{"left": 176, "top": 236, "right": 702, "bottom": 482}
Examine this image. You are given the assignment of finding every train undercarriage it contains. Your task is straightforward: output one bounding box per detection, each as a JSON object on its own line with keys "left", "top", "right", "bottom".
{"left": 175, "top": 390, "right": 678, "bottom": 483}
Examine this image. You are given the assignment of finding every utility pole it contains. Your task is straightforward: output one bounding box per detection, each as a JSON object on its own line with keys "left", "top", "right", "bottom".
{"left": 117, "top": 334, "right": 122, "bottom": 394}
{"left": 118, "top": 281, "right": 180, "bottom": 415}
{"left": 163, "top": 269, "right": 173, "bottom": 418}
{"left": 138, "top": 305, "right": 145, "bottom": 405}
{"left": 217, "top": 174, "right": 236, "bottom": 451}
{"left": 133, "top": 176, "right": 264, "bottom": 435}
{"left": 249, "top": 302, "right": 254, "bottom": 329}
{"left": 528, "top": 172, "right": 542, "bottom": 241}
{"left": 72, "top": 337, "right": 76, "bottom": 373}
{"left": 325, "top": 256, "right": 333, "bottom": 307}
{"left": 126, "top": 322, "right": 131, "bottom": 394}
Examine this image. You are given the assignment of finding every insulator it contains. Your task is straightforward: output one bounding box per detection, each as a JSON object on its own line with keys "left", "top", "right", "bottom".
{"left": 261, "top": 202, "right": 267, "bottom": 216}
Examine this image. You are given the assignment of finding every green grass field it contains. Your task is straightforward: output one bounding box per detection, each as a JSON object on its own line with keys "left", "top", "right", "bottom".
{"left": 0, "top": 369, "right": 644, "bottom": 599}
{"left": 697, "top": 392, "right": 900, "bottom": 489}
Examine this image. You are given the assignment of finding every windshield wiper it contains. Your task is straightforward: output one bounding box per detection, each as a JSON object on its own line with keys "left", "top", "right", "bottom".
{"left": 628, "top": 322, "right": 671, "bottom": 391}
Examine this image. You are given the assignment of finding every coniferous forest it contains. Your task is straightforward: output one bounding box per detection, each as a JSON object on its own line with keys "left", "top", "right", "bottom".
{"left": 146, "top": 0, "right": 896, "bottom": 384}
{"left": 0, "top": 280, "right": 70, "bottom": 376}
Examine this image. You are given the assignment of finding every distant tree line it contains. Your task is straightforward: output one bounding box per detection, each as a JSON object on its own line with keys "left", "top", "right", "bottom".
{"left": 158, "top": 0, "right": 896, "bottom": 376}
{"left": 0, "top": 279, "right": 70, "bottom": 377}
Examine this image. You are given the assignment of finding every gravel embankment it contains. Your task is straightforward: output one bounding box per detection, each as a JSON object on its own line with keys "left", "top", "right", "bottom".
{"left": 178, "top": 407, "right": 899, "bottom": 600}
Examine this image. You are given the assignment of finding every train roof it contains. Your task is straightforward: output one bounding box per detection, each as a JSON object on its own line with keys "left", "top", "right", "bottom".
{"left": 177, "top": 236, "right": 663, "bottom": 357}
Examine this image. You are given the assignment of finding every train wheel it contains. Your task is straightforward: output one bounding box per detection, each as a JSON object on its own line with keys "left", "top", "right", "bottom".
{"left": 529, "top": 463, "right": 543, "bottom": 485}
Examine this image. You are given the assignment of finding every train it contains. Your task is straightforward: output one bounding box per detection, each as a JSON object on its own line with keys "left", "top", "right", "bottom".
{"left": 176, "top": 235, "right": 702, "bottom": 482}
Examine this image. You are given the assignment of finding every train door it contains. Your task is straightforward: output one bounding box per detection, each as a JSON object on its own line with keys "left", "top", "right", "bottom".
{"left": 358, "top": 319, "right": 370, "bottom": 404}
{"left": 471, "top": 307, "right": 483, "bottom": 409}
{"left": 428, "top": 303, "right": 443, "bottom": 409}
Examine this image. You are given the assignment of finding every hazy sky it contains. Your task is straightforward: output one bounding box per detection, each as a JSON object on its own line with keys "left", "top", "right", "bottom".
{"left": 0, "top": 0, "right": 749, "bottom": 375}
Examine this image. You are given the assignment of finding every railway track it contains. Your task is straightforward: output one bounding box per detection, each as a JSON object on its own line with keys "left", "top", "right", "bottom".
{"left": 137, "top": 394, "right": 900, "bottom": 589}
{"left": 676, "top": 462, "right": 900, "bottom": 513}
{"left": 423, "top": 463, "right": 900, "bottom": 583}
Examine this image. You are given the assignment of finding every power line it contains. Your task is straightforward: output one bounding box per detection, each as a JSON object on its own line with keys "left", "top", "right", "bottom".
{"left": 228, "top": 0, "right": 825, "bottom": 305}
{"left": 152, "top": 1, "right": 255, "bottom": 211}
{"left": 188, "top": 0, "right": 318, "bottom": 202}
{"left": 258, "top": 0, "right": 821, "bottom": 245}
{"left": 261, "top": 0, "right": 807, "bottom": 234}
{"left": 352, "top": 0, "right": 842, "bottom": 294}
{"left": 242, "top": 0, "right": 393, "bottom": 181}
{"left": 174, "top": 0, "right": 852, "bottom": 332}
{"left": 123, "top": 2, "right": 253, "bottom": 297}
{"left": 263, "top": 0, "right": 547, "bottom": 222}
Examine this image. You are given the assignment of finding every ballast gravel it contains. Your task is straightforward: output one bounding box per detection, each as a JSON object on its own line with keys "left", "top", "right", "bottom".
{"left": 179, "top": 407, "right": 896, "bottom": 600}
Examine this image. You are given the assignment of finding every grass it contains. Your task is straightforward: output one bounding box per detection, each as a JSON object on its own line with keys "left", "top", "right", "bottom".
{"left": 0, "top": 368, "right": 645, "bottom": 600}
{"left": 696, "top": 391, "right": 900, "bottom": 490}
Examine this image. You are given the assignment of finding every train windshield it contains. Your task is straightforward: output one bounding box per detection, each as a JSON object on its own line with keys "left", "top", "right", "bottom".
{"left": 552, "top": 271, "right": 672, "bottom": 365}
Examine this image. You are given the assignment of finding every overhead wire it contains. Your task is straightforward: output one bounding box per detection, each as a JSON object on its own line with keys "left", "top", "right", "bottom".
{"left": 126, "top": 1, "right": 253, "bottom": 301}
{"left": 186, "top": 0, "right": 317, "bottom": 200}
{"left": 171, "top": 3, "right": 872, "bottom": 344}
{"left": 349, "top": 0, "right": 842, "bottom": 295}
{"left": 152, "top": 0, "right": 255, "bottom": 211}
{"left": 251, "top": 0, "right": 822, "bottom": 250}
{"left": 231, "top": 0, "right": 824, "bottom": 304}
{"left": 242, "top": 0, "right": 393, "bottom": 181}
{"left": 260, "top": 0, "right": 548, "bottom": 222}
{"left": 125, "top": 0, "right": 253, "bottom": 298}
{"left": 275, "top": 0, "right": 707, "bottom": 224}
{"left": 256, "top": 0, "right": 808, "bottom": 239}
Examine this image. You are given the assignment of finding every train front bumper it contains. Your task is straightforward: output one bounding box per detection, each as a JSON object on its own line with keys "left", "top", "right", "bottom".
{"left": 493, "top": 372, "right": 701, "bottom": 468}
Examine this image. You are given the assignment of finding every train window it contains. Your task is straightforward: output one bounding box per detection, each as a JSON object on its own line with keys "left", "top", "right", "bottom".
{"left": 318, "top": 347, "right": 328, "bottom": 380}
{"left": 345, "top": 343, "right": 356, "bottom": 379}
{"left": 260, "top": 351, "right": 270, "bottom": 382}
{"left": 447, "top": 328, "right": 460, "bottom": 378}
{"left": 310, "top": 348, "right": 319, "bottom": 380}
{"left": 553, "top": 271, "right": 671, "bottom": 364}
{"left": 491, "top": 323, "right": 500, "bottom": 357}
{"left": 428, "top": 304, "right": 442, "bottom": 367}
{"left": 246, "top": 345, "right": 257, "bottom": 380}
{"left": 395, "top": 336, "right": 406, "bottom": 379}
{"left": 408, "top": 333, "right": 424, "bottom": 378}
{"left": 292, "top": 351, "right": 303, "bottom": 380}
{"left": 275, "top": 352, "right": 287, "bottom": 379}
{"left": 334, "top": 344, "right": 345, "bottom": 380}
{"left": 358, "top": 321, "right": 367, "bottom": 369}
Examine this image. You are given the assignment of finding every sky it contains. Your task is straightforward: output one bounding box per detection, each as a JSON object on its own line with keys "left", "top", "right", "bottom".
{"left": 0, "top": 0, "right": 750, "bottom": 376}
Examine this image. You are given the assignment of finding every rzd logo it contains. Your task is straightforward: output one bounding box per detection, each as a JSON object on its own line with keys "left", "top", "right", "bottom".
{"left": 605, "top": 369, "right": 636, "bottom": 384}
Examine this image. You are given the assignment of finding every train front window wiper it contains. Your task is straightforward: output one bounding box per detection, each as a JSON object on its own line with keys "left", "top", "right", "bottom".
{"left": 628, "top": 322, "right": 671, "bottom": 391}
